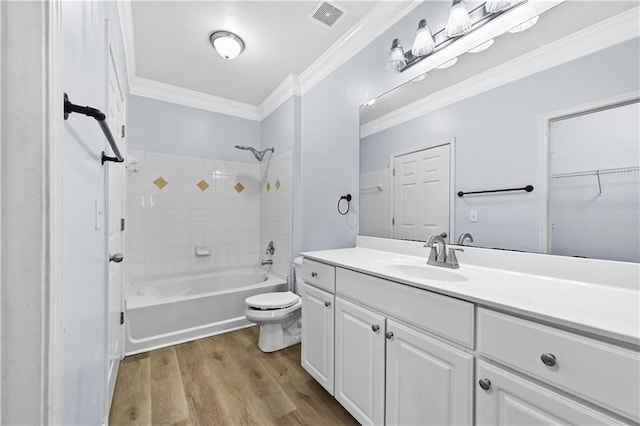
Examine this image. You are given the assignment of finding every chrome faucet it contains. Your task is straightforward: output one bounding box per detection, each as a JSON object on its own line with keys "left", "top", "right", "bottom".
{"left": 425, "top": 233, "right": 463, "bottom": 269}
{"left": 456, "top": 232, "right": 474, "bottom": 246}
{"left": 261, "top": 259, "right": 273, "bottom": 266}
{"left": 266, "top": 241, "right": 275, "bottom": 256}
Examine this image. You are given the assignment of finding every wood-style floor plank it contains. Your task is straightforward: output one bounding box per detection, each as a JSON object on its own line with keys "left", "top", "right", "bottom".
{"left": 109, "top": 326, "right": 357, "bottom": 426}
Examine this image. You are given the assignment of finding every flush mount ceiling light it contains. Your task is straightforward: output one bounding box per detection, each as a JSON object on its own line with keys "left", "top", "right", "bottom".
{"left": 411, "top": 19, "right": 435, "bottom": 57}
{"left": 386, "top": 39, "right": 407, "bottom": 72}
{"left": 210, "top": 31, "right": 245, "bottom": 60}
{"left": 468, "top": 38, "right": 494, "bottom": 53}
{"left": 435, "top": 57, "right": 458, "bottom": 69}
{"left": 445, "top": 0, "right": 472, "bottom": 38}
{"left": 508, "top": 15, "right": 539, "bottom": 33}
{"left": 485, "top": 0, "right": 519, "bottom": 13}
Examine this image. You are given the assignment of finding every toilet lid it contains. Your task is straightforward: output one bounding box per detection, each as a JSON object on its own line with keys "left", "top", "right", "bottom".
{"left": 246, "top": 291, "right": 299, "bottom": 309}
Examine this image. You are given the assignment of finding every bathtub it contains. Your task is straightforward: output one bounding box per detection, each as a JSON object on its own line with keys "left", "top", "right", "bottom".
{"left": 125, "top": 268, "right": 287, "bottom": 354}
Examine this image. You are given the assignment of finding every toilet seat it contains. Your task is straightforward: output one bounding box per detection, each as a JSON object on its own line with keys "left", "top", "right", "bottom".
{"left": 245, "top": 291, "right": 299, "bottom": 310}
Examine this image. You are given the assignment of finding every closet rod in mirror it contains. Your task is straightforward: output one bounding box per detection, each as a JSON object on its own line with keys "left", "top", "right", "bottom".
{"left": 457, "top": 185, "right": 534, "bottom": 197}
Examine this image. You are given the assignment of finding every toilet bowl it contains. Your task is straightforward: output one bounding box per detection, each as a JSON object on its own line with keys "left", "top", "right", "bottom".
{"left": 244, "top": 258, "right": 303, "bottom": 352}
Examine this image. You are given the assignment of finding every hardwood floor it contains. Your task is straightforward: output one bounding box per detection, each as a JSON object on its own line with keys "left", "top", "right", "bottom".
{"left": 109, "top": 326, "right": 358, "bottom": 426}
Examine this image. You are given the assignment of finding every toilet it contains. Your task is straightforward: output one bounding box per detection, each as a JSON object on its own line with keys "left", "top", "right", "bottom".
{"left": 244, "top": 257, "right": 303, "bottom": 352}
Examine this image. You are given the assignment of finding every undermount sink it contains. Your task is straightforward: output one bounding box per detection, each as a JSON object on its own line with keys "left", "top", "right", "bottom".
{"left": 381, "top": 263, "right": 468, "bottom": 282}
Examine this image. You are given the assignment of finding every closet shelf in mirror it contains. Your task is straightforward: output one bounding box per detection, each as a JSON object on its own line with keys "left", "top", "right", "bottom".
{"left": 551, "top": 166, "right": 639, "bottom": 179}
{"left": 361, "top": 183, "right": 384, "bottom": 192}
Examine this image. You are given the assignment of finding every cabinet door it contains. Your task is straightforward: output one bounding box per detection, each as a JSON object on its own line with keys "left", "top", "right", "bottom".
{"left": 386, "top": 319, "right": 473, "bottom": 426}
{"left": 335, "top": 297, "right": 386, "bottom": 425}
{"left": 301, "top": 283, "right": 334, "bottom": 394}
{"left": 476, "top": 360, "right": 630, "bottom": 425}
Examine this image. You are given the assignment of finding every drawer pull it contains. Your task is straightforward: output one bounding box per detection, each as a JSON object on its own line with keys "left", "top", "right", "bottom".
{"left": 371, "top": 324, "right": 380, "bottom": 332}
{"left": 385, "top": 331, "right": 394, "bottom": 340}
{"left": 311, "top": 272, "right": 318, "bottom": 278}
{"left": 478, "top": 379, "right": 492, "bottom": 391}
{"left": 324, "top": 301, "right": 331, "bottom": 307}
{"left": 541, "top": 353, "right": 557, "bottom": 367}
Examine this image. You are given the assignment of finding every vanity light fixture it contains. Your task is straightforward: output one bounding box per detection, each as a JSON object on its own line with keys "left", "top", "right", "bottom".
{"left": 485, "top": 0, "right": 519, "bottom": 13}
{"left": 385, "top": 1, "right": 529, "bottom": 73}
{"left": 386, "top": 39, "right": 407, "bottom": 72}
{"left": 445, "top": 0, "right": 472, "bottom": 38}
{"left": 435, "top": 57, "right": 458, "bottom": 69}
{"left": 210, "top": 31, "right": 245, "bottom": 60}
{"left": 411, "top": 19, "right": 436, "bottom": 56}
{"left": 468, "top": 38, "right": 494, "bottom": 53}
{"left": 508, "top": 15, "right": 539, "bottom": 33}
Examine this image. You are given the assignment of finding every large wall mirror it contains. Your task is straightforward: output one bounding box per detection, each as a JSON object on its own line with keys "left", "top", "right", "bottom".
{"left": 359, "top": 1, "right": 639, "bottom": 263}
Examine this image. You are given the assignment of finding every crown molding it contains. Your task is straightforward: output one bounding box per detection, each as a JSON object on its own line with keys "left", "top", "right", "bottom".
{"left": 129, "top": 76, "right": 262, "bottom": 121}
{"left": 116, "top": 0, "right": 420, "bottom": 121}
{"left": 361, "top": 6, "right": 640, "bottom": 138}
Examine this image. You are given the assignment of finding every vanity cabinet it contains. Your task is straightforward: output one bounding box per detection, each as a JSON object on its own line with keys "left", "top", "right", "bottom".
{"left": 300, "top": 282, "right": 335, "bottom": 394}
{"left": 334, "top": 274, "right": 474, "bottom": 425}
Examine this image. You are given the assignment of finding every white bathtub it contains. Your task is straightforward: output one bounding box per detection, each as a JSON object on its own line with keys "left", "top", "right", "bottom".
{"left": 125, "top": 268, "right": 288, "bottom": 354}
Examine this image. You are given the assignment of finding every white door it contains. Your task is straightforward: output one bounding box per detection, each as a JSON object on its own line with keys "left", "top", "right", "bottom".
{"left": 393, "top": 144, "right": 450, "bottom": 242}
{"left": 476, "top": 360, "right": 622, "bottom": 425}
{"left": 335, "top": 297, "right": 385, "bottom": 425}
{"left": 105, "top": 46, "right": 126, "bottom": 410}
{"left": 386, "top": 319, "right": 473, "bottom": 426}
{"left": 301, "top": 283, "right": 335, "bottom": 394}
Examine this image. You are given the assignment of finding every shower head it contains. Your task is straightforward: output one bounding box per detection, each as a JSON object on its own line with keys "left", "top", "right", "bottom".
{"left": 234, "top": 145, "right": 274, "bottom": 162}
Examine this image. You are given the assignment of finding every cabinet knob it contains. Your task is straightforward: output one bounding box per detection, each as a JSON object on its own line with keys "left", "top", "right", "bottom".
{"left": 541, "top": 353, "right": 556, "bottom": 367}
{"left": 371, "top": 324, "right": 380, "bottom": 332}
{"left": 478, "top": 379, "right": 492, "bottom": 391}
{"left": 324, "top": 301, "right": 331, "bottom": 307}
{"left": 385, "top": 331, "right": 394, "bottom": 339}
{"left": 109, "top": 253, "right": 124, "bottom": 263}
{"left": 311, "top": 272, "right": 318, "bottom": 278}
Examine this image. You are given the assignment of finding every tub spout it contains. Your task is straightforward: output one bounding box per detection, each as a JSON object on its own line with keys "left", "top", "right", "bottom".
{"left": 261, "top": 259, "right": 273, "bottom": 266}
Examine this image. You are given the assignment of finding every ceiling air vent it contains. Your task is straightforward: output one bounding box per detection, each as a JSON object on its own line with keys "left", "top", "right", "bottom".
{"left": 308, "top": 1, "right": 346, "bottom": 29}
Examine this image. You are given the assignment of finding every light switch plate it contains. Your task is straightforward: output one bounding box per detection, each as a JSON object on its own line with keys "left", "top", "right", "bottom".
{"left": 95, "top": 199, "right": 103, "bottom": 230}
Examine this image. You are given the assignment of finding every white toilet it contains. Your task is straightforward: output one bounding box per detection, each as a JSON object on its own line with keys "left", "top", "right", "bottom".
{"left": 244, "top": 258, "right": 303, "bottom": 352}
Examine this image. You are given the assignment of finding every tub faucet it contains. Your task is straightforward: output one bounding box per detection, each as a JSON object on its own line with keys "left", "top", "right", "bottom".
{"left": 456, "top": 232, "right": 474, "bottom": 246}
{"left": 261, "top": 259, "right": 273, "bottom": 266}
{"left": 266, "top": 241, "right": 275, "bottom": 256}
{"left": 425, "top": 233, "right": 463, "bottom": 269}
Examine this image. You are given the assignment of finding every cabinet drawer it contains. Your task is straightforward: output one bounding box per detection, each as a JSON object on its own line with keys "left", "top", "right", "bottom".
{"left": 478, "top": 308, "right": 640, "bottom": 421}
{"left": 337, "top": 268, "right": 474, "bottom": 348}
{"left": 301, "top": 258, "right": 335, "bottom": 293}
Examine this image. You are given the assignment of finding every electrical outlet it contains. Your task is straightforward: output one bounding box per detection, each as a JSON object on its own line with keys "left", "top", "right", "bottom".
{"left": 470, "top": 210, "right": 478, "bottom": 223}
{"left": 95, "top": 199, "right": 103, "bottom": 230}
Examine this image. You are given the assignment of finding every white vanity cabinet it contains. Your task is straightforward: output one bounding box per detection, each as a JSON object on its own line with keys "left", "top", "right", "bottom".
{"left": 300, "top": 258, "right": 336, "bottom": 395}
{"left": 334, "top": 268, "right": 474, "bottom": 425}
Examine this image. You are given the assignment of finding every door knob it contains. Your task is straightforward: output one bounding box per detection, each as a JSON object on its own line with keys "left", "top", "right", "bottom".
{"left": 109, "top": 253, "right": 124, "bottom": 263}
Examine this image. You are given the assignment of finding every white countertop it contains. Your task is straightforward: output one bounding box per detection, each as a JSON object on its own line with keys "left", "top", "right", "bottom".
{"left": 301, "top": 247, "right": 640, "bottom": 347}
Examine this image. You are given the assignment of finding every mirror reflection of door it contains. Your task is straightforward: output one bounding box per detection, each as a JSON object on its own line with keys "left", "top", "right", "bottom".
{"left": 392, "top": 144, "right": 451, "bottom": 242}
{"left": 549, "top": 99, "right": 639, "bottom": 262}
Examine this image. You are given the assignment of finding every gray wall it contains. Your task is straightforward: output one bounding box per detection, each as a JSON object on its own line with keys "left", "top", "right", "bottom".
{"left": 261, "top": 97, "right": 295, "bottom": 154}
{"left": 128, "top": 95, "right": 260, "bottom": 162}
{"left": 359, "top": 38, "right": 640, "bottom": 252}
{"left": 62, "top": 1, "right": 128, "bottom": 424}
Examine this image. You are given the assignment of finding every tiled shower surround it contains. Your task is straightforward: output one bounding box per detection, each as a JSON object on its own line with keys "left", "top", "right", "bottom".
{"left": 126, "top": 150, "right": 292, "bottom": 284}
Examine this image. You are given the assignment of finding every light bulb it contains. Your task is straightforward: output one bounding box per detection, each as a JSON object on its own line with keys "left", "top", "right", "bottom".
{"left": 210, "top": 31, "right": 245, "bottom": 60}
{"left": 468, "top": 39, "right": 494, "bottom": 53}
{"left": 386, "top": 39, "right": 407, "bottom": 72}
{"left": 485, "top": 0, "right": 519, "bottom": 13}
{"left": 508, "top": 16, "right": 539, "bottom": 33}
{"left": 435, "top": 57, "right": 458, "bottom": 69}
{"left": 445, "top": 0, "right": 471, "bottom": 38}
{"left": 411, "top": 19, "right": 435, "bottom": 57}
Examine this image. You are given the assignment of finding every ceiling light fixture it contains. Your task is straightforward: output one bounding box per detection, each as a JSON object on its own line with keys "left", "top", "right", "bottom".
{"left": 485, "top": 0, "right": 519, "bottom": 13}
{"left": 468, "top": 38, "right": 494, "bottom": 53}
{"left": 386, "top": 39, "right": 407, "bottom": 72}
{"left": 508, "top": 15, "right": 539, "bottom": 33}
{"left": 210, "top": 31, "right": 245, "bottom": 60}
{"left": 411, "top": 19, "right": 435, "bottom": 57}
{"left": 445, "top": 0, "right": 472, "bottom": 38}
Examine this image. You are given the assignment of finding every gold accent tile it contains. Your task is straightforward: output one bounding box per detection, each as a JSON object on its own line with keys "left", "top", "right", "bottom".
{"left": 266, "top": 182, "right": 271, "bottom": 192}
{"left": 197, "top": 179, "right": 210, "bottom": 191}
{"left": 275, "top": 179, "right": 281, "bottom": 190}
{"left": 153, "top": 176, "right": 168, "bottom": 189}
{"left": 234, "top": 182, "right": 245, "bottom": 193}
